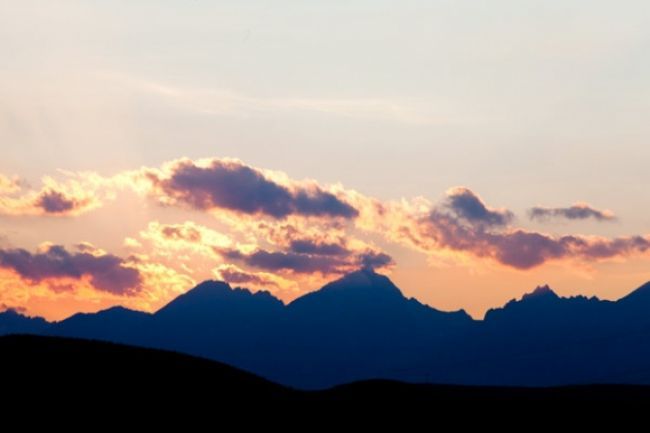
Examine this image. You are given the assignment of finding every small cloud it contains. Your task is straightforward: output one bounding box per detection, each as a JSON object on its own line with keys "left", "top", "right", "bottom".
{"left": 357, "top": 251, "right": 394, "bottom": 270}
{"left": 0, "top": 244, "right": 142, "bottom": 295}
{"left": 214, "top": 264, "right": 279, "bottom": 288}
{"left": 445, "top": 187, "right": 514, "bottom": 227}
{"left": 35, "top": 190, "right": 81, "bottom": 214}
{"left": 529, "top": 203, "right": 616, "bottom": 222}
{"left": 289, "top": 239, "right": 349, "bottom": 256}
{"left": 123, "top": 237, "right": 143, "bottom": 248}
{"left": 160, "top": 224, "right": 202, "bottom": 242}
{"left": 0, "top": 174, "right": 101, "bottom": 217}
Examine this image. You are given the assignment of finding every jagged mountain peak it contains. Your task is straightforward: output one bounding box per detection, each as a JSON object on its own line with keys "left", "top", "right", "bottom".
{"left": 155, "top": 279, "right": 284, "bottom": 318}
{"left": 521, "top": 284, "right": 559, "bottom": 301}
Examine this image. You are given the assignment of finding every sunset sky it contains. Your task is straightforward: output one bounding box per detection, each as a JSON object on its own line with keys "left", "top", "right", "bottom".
{"left": 2, "top": 1, "right": 650, "bottom": 320}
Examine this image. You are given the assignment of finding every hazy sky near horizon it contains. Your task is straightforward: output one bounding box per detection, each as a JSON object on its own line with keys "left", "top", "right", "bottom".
{"left": 2, "top": 1, "right": 650, "bottom": 319}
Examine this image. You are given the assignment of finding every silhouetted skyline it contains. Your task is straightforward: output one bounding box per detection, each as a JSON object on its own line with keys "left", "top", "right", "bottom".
{"left": 4, "top": 269, "right": 650, "bottom": 389}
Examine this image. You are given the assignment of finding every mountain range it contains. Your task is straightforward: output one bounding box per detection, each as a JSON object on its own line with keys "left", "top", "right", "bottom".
{"left": 3, "top": 268, "right": 650, "bottom": 389}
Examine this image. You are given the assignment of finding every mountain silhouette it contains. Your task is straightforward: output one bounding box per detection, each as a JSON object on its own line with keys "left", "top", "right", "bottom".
{"left": 0, "top": 308, "right": 48, "bottom": 335}
{"left": 279, "top": 269, "right": 473, "bottom": 386}
{"left": 484, "top": 284, "right": 611, "bottom": 334}
{"left": 4, "top": 269, "right": 650, "bottom": 388}
{"left": 54, "top": 306, "right": 151, "bottom": 344}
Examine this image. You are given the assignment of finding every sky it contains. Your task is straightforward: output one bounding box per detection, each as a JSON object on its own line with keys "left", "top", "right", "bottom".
{"left": 1, "top": 0, "right": 650, "bottom": 320}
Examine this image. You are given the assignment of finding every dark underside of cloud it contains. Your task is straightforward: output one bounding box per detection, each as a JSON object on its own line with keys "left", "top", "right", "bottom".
{"left": 151, "top": 160, "right": 358, "bottom": 219}
{"left": 221, "top": 249, "right": 347, "bottom": 274}
{"left": 220, "top": 246, "right": 394, "bottom": 275}
{"left": 0, "top": 245, "right": 141, "bottom": 294}
{"left": 529, "top": 204, "right": 616, "bottom": 222}
{"left": 218, "top": 267, "right": 278, "bottom": 288}
{"left": 358, "top": 251, "right": 394, "bottom": 269}
{"left": 35, "top": 190, "right": 81, "bottom": 214}
{"left": 419, "top": 188, "right": 646, "bottom": 268}
{"left": 288, "top": 239, "right": 349, "bottom": 256}
{"left": 446, "top": 187, "right": 513, "bottom": 227}
{"left": 425, "top": 210, "right": 650, "bottom": 269}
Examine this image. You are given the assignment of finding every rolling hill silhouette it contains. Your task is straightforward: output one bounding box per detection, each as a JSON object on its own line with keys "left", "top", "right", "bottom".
{"left": 3, "top": 268, "right": 650, "bottom": 389}
{"left": 4, "top": 335, "right": 650, "bottom": 417}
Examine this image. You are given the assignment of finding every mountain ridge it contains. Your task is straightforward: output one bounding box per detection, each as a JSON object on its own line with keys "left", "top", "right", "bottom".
{"left": 3, "top": 270, "right": 650, "bottom": 389}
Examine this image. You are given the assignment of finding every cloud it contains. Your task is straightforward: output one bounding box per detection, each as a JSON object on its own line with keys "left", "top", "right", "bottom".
{"left": 34, "top": 190, "right": 89, "bottom": 215}
{"left": 146, "top": 159, "right": 358, "bottom": 219}
{"left": 221, "top": 248, "right": 346, "bottom": 274}
{"left": 358, "top": 251, "right": 395, "bottom": 270}
{"left": 160, "top": 224, "right": 203, "bottom": 243}
{"left": 3, "top": 157, "right": 650, "bottom": 310}
{"left": 110, "top": 73, "right": 441, "bottom": 125}
{"left": 352, "top": 188, "right": 649, "bottom": 270}
{"left": 424, "top": 210, "right": 650, "bottom": 270}
{"left": 0, "top": 173, "right": 102, "bottom": 217}
{"left": 445, "top": 187, "right": 514, "bottom": 227}
{"left": 137, "top": 221, "right": 232, "bottom": 260}
{"left": 0, "top": 244, "right": 142, "bottom": 295}
{"left": 220, "top": 245, "right": 394, "bottom": 275}
{"left": 0, "top": 175, "right": 21, "bottom": 195}
{"left": 289, "top": 239, "right": 349, "bottom": 256}
{"left": 214, "top": 264, "right": 279, "bottom": 288}
{"left": 529, "top": 203, "right": 616, "bottom": 222}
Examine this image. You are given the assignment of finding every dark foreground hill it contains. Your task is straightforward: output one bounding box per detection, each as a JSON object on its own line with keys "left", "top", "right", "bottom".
{"left": 0, "top": 334, "right": 289, "bottom": 405}
{"left": 4, "top": 335, "right": 650, "bottom": 418}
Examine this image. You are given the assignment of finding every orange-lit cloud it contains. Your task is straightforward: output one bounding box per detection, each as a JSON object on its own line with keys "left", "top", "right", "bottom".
{"left": 0, "top": 255, "right": 194, "bottom": 321}
{"left": 3, "top": 158, "right": 650, "bottom": 319}
{"left": 0, "top": 244, "right": 142, "bottom": 294}
{"left": 422, "top": 210, "right": 650, "bottom": 269}
{"left": 141, "top": 158, "right": 358, "bottom": 219}
{"left": 0, "top": 174, "right": 21, "bottom": 195}
{"left": 367, "top": 188, "right": 649, "bottom": 270}
{"left": 137, "top": 220, "right": 233, "bottom": 259}
{"left": 0, "top": 173, "right": 103, "bottom": 216}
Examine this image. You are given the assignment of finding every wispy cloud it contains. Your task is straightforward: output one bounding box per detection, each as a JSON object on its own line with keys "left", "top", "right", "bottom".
{"left": 529, "top": 203, "right": 616, "bottom": 222}
{"left": 103, "top": 72, "right": 445, "bottom": 125}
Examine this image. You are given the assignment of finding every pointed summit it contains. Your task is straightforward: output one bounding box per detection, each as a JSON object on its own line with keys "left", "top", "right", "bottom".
{"left": 288, "top": 268, "right": 404, "bottom": 312}
{"left": 286, "top": 268, "right": 471, "bottom": 328}
{"left": 521, "top": 284, "right": 559, "bottom": 301}
{"left": 325, "top": 268, "right": 404, "bottom": 297}
{"left": 155, "top": 280, "right": 283, "bottom": 321}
